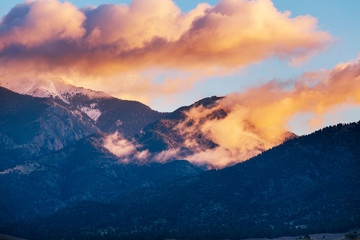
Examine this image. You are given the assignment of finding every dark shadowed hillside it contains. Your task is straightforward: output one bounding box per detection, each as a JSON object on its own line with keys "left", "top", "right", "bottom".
{"left": 2, "top": 122, "right": 359, "bottom": 239}
{"left": 0, "top": 133, "right": 202, "bottom": 223}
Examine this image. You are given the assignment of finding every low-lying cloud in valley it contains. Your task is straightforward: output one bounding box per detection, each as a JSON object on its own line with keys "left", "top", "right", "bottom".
{"left": 183, "top": 55, "right": 360, "bottom": 168}
{"left": 103, "top": 132, "right": 150, "bottom": 163}
{"left": 104, "top": 56, "right": 360, "bottom": 169}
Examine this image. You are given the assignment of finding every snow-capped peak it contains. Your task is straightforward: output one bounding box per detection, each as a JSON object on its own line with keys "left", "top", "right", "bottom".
{"left": 24, "top": 79, "right": 70, "bottom": 104}
{"left": 0, "top": 78, "right": 110, "bottom": 103}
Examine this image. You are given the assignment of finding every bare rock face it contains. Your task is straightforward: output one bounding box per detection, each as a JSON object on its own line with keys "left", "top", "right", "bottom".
{"left": 65, "top": 91, "right": 167, "bottom": 137}
{"left": 0, "top": 87, "right": 100, "bottom": 169}
{"left": 0, "top": 84, "right": 166, "bottom": 168}
{"left": 1, "top": 79, "right": 167, "bottom": 137}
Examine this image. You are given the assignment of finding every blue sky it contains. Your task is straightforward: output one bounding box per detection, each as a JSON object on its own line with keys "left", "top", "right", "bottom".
{"left": 1, "top": 0, "right": 359, "bottom": 135}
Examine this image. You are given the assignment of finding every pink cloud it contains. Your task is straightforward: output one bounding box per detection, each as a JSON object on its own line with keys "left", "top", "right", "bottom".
{"left": 0, "top": 0, "right": 332, "bottom": 101}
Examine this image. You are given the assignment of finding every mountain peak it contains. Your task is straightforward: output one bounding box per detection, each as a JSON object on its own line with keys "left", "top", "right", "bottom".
{"left": 0, "top": 78, "right": 110, "bottom": 104}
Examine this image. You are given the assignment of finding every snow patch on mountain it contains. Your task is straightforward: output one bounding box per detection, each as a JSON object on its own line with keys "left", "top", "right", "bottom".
{"left": 80, "top": 107, "right": 101, "bottom": 121}
{"left": 0, "top": 78, "right": 110, "bottom": 103}
{"left": 59, "top": 83, "right": 110, "bottom": 102}
{"left": 25, "top": 81, "right": 70, "bottom": 104}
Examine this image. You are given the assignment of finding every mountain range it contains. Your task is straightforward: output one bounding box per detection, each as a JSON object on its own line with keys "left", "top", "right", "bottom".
{"left": 0, "top": 81, "right": 359, "bottom": 239}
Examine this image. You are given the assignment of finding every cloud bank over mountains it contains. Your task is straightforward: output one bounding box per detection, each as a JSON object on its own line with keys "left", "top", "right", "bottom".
{"left": 0, "top": 0, "right": 332, "bottom": 101}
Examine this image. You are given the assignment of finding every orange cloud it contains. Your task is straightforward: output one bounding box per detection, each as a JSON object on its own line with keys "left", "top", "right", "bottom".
{"left": 173, "top": 55, "right": 360, "bottom": 168}
{"left": 0, "top": 0, "right": 332, "bottom": 101}
{"left": 101, "top": 55, "right": 360, "bottom": 169}
{"left": 0, "top": 0, "right": 85, "bottom": 49}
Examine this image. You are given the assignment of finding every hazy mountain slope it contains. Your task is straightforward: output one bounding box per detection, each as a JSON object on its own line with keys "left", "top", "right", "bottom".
{"left": 7, "top": 122, "right": 359, "bottom": 240}
{"left": 136, "top": 95, "right": 296, "bottom": 167}
{"left": 136, "top": 96, "right": 225, "bottom": 153}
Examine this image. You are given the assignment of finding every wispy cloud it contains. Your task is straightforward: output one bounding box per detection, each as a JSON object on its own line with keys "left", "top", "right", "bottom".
{"left": 167, "top": 55, "right": 360, "bottom": 168}
{"left": 103, "top": 132, "right": 150, "bottom": 163}
{"left": 103, "top": 53, "right": 360, "bottom": 169}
